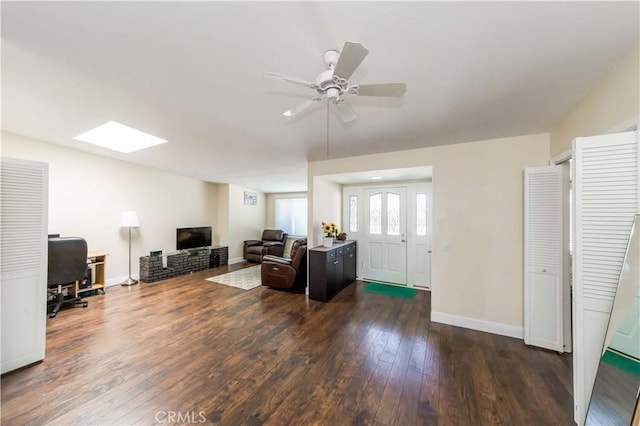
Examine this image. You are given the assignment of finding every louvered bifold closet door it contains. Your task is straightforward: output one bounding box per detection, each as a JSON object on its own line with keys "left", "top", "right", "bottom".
{"left": 524, "top": 165, "right": 567, "bottom": 352}
{"left": 573, "top": 130, "right": 639, "bottom": 425}
{"left": 0, "top": 158, "right": 48, "bottom": 374}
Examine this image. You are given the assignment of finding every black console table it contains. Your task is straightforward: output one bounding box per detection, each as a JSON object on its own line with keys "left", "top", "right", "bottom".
{"left": 140, "top": 246, "right": 228, "bottom": 283}
{"left": 309, "top": 241, "right": 357, "bottom": 302}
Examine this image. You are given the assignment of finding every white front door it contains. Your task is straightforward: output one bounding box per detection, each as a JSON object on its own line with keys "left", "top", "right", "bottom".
{"left": 362, "top": 187, "right": 407, "bottom": 284}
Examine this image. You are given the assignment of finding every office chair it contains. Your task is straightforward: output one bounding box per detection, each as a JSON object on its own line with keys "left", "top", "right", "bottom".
{"left": 47, "top": 237, "right": 89, "bottom": 318}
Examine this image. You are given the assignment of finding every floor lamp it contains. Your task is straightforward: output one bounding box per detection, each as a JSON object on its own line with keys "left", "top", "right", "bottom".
{"left": 120, "top": 210, "right": 140, "bottom": 286}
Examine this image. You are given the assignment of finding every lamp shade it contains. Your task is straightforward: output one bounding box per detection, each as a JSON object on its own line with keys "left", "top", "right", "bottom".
{"left": 120, "top": 210, "right": 140, "bottom": 227}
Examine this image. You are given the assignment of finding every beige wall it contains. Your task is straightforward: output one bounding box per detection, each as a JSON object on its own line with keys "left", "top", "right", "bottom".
{"left": 551, "top": 43, "right": 640, "bottom": 157}
{"left": 309, "top": 133, "right": 550, "bottom": 330}
{"left": 206, "top": 182, "right": 224, "bottom": 246}
{"left": 1, "top": 131, "right": 215, "bottom": 284}
{"left": 309, "top": 177, "right": 342, "bottom": 247}
{"left": 215, "top": 184, "right": 230, "bottom": 248}
{"left": 227, "top": 184, "right": 266, "bottom": 261}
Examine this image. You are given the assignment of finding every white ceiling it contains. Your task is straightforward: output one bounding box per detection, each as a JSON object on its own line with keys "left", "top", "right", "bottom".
{"left": 2, "top": 2, "right": 638, "bottom": 193}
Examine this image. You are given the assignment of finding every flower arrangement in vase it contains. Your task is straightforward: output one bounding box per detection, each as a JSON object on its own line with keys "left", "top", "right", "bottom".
{"left": 322, "top": 221, "right": 338, "bottom": 247}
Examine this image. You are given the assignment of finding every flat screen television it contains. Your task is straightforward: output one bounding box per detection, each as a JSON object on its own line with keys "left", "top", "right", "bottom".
{"left": 176, "top": 226, "right": 212, "bottom": 251}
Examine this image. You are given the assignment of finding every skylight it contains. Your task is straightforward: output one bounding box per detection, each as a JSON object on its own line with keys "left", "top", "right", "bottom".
{"left": 74, "top": 121, "right": 167, "bottom": 153}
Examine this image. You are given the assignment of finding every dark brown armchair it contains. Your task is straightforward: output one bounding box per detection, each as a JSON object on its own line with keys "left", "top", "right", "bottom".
{"left": 243, "top": 229, "right": 287, "bottom": 263}
{"left": 261, "top": 238, "right": 307, "bottom": 292}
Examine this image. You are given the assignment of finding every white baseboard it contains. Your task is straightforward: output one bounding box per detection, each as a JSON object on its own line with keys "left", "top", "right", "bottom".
{"left": 431, "top": 311, "right": 524, "bottom": 339}
{"left": 228, "top": 257, "right": 245, "bottom": 265}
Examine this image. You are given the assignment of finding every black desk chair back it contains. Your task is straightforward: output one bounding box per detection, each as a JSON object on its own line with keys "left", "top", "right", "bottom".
{"left": 47, "top": 237, "right": 89, "bottom": 318}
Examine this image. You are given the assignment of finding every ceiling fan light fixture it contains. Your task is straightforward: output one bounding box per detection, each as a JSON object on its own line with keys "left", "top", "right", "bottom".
{"left": 326, "top": 87, "right": 340, "bottom": 101}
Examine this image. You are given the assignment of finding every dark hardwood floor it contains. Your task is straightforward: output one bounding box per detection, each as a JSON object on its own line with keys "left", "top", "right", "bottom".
{"left": 1, "top": 263, "right": 574, "bottom": 425}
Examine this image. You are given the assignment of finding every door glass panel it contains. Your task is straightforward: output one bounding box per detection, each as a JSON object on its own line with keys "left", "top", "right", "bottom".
{"left": 349, "top": 195, "right": 358, "bottom": 233}
{"left": 369, "top": 192, "right": 382, "bottom": 234}
{"left": 416, "top": 193, "right": 427, "bottom": 236}
{"left": 387, "top": 192, "right": 400, "bottom": 235}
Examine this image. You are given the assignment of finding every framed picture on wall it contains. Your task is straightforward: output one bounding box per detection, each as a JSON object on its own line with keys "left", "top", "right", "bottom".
{"left": 244, "top": 191, "right": 257, "bottom": 206}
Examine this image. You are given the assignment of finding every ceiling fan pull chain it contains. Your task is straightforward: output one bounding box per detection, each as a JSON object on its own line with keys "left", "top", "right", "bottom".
{"left": 326, "top": 101, "right": 330, "bottom": 159}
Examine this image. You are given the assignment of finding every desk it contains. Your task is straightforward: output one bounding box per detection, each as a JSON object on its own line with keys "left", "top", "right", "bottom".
{"left": 78, "top": 252, "right": 108, "bottom": 295}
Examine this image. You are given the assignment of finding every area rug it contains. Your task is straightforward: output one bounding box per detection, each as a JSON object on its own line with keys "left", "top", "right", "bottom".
{"left": 364, "top": 282, "right": 416, "bottom": 299}
{"left": 206, "top": 265, "right": 262, "bottom": 290}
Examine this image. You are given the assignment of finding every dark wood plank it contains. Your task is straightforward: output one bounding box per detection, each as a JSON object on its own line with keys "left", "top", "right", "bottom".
{"left": 0, "top": 264, "right": 574, "bottom": 425}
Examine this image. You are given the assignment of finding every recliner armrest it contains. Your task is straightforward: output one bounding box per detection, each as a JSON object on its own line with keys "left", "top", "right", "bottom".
{"left": 262, "top": 255, "right": 292, "bottom": 265}
{"left": 262, "top": 241, "right": 283, "bottom": 247}
{"left": 244, "top": 240, "right": 263, "bottom": 247}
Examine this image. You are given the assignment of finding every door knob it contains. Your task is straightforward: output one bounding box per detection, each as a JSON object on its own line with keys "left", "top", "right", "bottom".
{"left": 428, "top": 250, "right": 432, "bottom": 254}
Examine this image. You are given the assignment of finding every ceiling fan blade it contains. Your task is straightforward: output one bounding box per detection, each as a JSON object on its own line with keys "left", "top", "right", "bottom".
{"left": 333, "top": 100, "right": 358, "bottom": 123}
{"left": 264, "top": 72, "right": 317, "bottom": 89}
{"left": 283, "top": 98, "right": 322, "bottom": 117}
{"left": 333, "top": 41, "right": 369, "bottom": 81}
{"left": 356, "top": 83, "right": 407, "bottom": 97}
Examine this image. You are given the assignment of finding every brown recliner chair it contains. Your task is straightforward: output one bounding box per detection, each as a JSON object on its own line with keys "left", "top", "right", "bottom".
{"left": 243, "top": 229, "right": 287, "bottom": 263}
{"left": 261, "top": 238, "right": 307, "bottom": 292}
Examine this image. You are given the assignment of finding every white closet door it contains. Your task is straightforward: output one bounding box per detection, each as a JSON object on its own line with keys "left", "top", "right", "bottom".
{"left": 524, "top": 165, "right": 568, "bottom": 352}
{"left": 573, "top": 130, "right": 639, "bottom": 425}
{"left": 1, "top": 158, "right": 48, "bottom": 373}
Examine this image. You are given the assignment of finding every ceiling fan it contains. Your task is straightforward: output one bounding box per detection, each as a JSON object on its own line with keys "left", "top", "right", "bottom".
{"left": 264, "top": 41, "right": 406, "bottom": 123}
